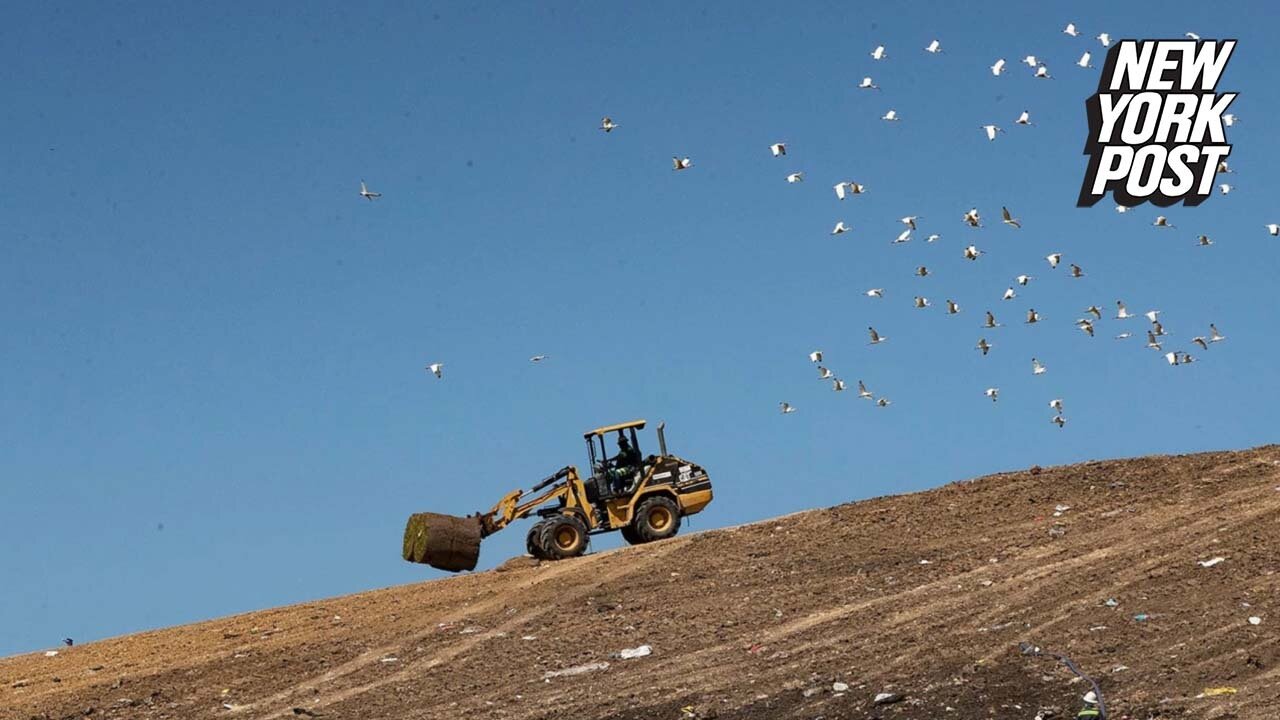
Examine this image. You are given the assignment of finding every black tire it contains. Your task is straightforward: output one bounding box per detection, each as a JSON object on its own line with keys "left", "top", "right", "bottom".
{"left": 619, "top": 524, "right": 643, "bottom": 545}
{"left": 527, "top": 520, "right": 551, "bottom": 559}
{"left": 539, "top": 515, "right": 590, "bottom": 560}
{"left": 633, "top": 495, "right": 681, "bottom": 543}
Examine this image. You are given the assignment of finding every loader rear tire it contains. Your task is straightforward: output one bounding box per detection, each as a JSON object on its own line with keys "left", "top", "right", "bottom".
{"left": 619, "top": 524, "right": 643, "bottom": 545}
{"left": 633, "top": 496, "right": 681, "bottom": 543}
{"left": 526, "top": 520, "right": 551, "bottom": 560}
{"left": 539, "top": 515, "right": 589, "bottom": 560}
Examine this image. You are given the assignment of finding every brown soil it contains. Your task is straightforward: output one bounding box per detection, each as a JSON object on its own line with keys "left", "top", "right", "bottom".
{"left": 5, "top": 446, "right": 1280, "bottom": 720}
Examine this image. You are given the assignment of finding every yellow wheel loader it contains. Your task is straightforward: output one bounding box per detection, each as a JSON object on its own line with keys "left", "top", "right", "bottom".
{"left": 402, "top": 420, "right": 713, "bottom": 572}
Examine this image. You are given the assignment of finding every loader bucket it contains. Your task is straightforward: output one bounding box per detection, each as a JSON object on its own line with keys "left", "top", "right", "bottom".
{"left": 402, "top": 512, "right": 483, "bottom": 572}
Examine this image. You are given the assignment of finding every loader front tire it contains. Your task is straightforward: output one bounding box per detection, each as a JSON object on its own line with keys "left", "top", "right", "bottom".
{"left": 633, "top": 496, "right": 681, "bottom": 543}
{"left": 527, "top": 520, "right": 551, "bottom": 560}
{"left": 539, "top": 515, "right": 589, "bottom": 560}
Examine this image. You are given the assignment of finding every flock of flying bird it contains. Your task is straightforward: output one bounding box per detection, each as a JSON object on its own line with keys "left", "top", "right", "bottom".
{"left": 358, "top": 20, "right": 1261, "bottom": 428}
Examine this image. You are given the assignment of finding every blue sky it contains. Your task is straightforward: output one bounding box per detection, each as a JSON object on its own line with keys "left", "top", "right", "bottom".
{"left": 2, "top": 1, "right": 1276, "bottom": 656}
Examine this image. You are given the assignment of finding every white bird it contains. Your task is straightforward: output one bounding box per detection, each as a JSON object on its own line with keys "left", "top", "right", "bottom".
{"left": 1145, "top": 310, "right": 1161, "bottom": 323}
{"left": 914, "top": 296, "right": 931, "bottom": 309}
{"left": 876, "top": 397, "right": 891, "bottom": 407}
{"left": 865, "top": 288, "right": 884, "bottom": 299}
{"left": 1146, "top": 330, "right": 1162, "bottom": 350}
{"left": 1098, "top": 33, "right": 1112, "bottom": 47}
{"left": 1268, "top": 224, "right": 1280, "bottom": 236}
{"left": 963, "top": 208, "right": 982, "bottom": 227}
{"left": 926, "top": 233, "right": 941, "bottom": 243}
{"left": 985, "top": 387, "right": 1000, "bottom": 402}
{"left": 858, "top": 76, "right": 880, "bottom": 90}
{"left": 1035, "top": 65, "right": 1052, "bottom": 79}
{"left": 1026, "top": 308, "right": 1041, "bottom": 324}
{"left": 1002, "top": 287, "right": 1016, "bottom": 301}
{"left": 809, "top": 351, "right": 823, "bottom": 363}
{"left": 1219, "top": 183, "right": 1232, "bottom": 195}
{"left": 868, "top": 327, "right": 887, "bottom": 345}
{"left": 882, "top": 109, "right": 900, "bottom": 122}
{"left": 894, "top": 228, "right": 912, "bottom": 244}
{"left": 425, "top": 363, "right": 444, "bottom": 378}
{"left": 672, "top": 156, "right": 693, "bottom": 170}
{"left": 1223, "top": 113, "right": 1237, "bottom": 127}
{"left": 1116, "top": 301, "right": 1133, "bottom": 319}
{"left": 1016, "top": 274, "right": 1033, "bottom": 286}
{"left": 1218, "top": 160, "right": 1232, "bottom": 173}
{"left": 963, "top": 245, "right": 983, "bottom": 260}
{"left": 786, "top": 172, "right": 804, "bottom": 184}
{"left": 832, "top": 221, "right": 851, "bottom": 235}
{"left": 359, "top": 180, "right": 381, "bottom": 200}
{"left": 871, "top": 45, "right": 887, "bottom": 60}
{"left": 1077, "top": 52, "right": 1093, "bottom": 69}
{"left": 1084, "top": 305, "right": 1102, "bottom": 319}
{"left": 530, "top": 355, "right": 548, "bottom": 363}
{"left": 1070, "top": 263, "right": 1085, "bottom": 278}
{"left": 976, "top": 338, "right": 992, "bottom": 355}
{"left": 1023, "top": 55, "right": 1039, "bottom": 67}
{"left": 925, "top": 39, "right": 942, "bottom": 54}
{"left": 1153, "top": 215, "right": 1175, "bottom": 228}
{"left": 1032, "top": 358, "right": 1047, "bottom": 375}
{"left": 1046, "top": 253, "right": 1063, "bottom": 268}
{"left": 915, "top": 265, "right": 930, "bottom": 278}
{"left": 1064, "top": 23, "right": 1079, "bottom": 37}
{"left": 833, "top": 181, "right": 866, "bottom": 200}
{"left": 1115, "top": 332, "right": 1132, "bottom": 340}
{"left": 991, "top": 58, "right": 1007, "bottom": 76}
{"left": 984, "top": 311, "right": 1002, "bottom": 329}
{"left": 1001, "top": 206, "right": 1021, "bottom": 228}
{"left": 1153, "top": 319, "right": 1166, "bottom": 336}
{"left": 946, "top": 299, "right": 961, "bottom": 314}
{"left": 1165, "top": 351, "right": 1180, "bottom": 366}
{"left": 1192, "top": 336, "right": 1208, "bottom": 350}
{"left": 901, "top": 216, "right": 920, "bottom": 230}
{"left": 858, "top": 380, "right": 874, "bottom": 400}
{"left": 1197, "top": 234, "right": 1213, "bottom": 246}
{"left": 1015, "top": 110, "right": 1033, "bottom": 126}
{"left": 982, "top": 124, "right": 1004, "bottom": 141}
{"left": 1116, "top": 205, "right": 1130, "bottom": 213}
{"left": 818, "top": 366, "right": 834, "bottom": 380}
{"left": 1051, "top": 415, "right": 1066, "bottom": 428}
{"left": 1077, "top": 318, "right": 1096, "bottom": 337}
{"left": 1049, "top": 398, "right": 1064, "bottom": 413}
{"left": 600, "top": 116, "right": 619, "bottom": 132}
{"left": 769, "top": 142, "right": 787, "bottom": 157}
{"left": 1209, "top": 323, "right": 1226, "bottom": 343}
{"left": 832, "top": 379, "right": 847, "bottom": 392}
{"left": 780, "top": 402, "right": 796, "bottom": 414}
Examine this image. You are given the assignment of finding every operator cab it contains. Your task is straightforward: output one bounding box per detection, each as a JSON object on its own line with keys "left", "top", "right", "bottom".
{"left": 584, "top": 419, "right": 662, "bottom": 500}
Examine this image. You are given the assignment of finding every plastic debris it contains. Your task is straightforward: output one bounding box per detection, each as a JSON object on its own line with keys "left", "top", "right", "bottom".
{"left": 1133, "top": 613, "right": 1150, "bottom": 622}
{"left": 1104, "top": 598, "right": 1119, "bottom": 608}
{"left": 618, "top": 645, "right": 652, "bottom": 660}
{"left": 543, "top": 661, "right": 610, "bottom": 679}
{"left": 379, "top": 657, "right": 399, "bottom": 663}
{"left": 832, "top": 681, "right": 849, "bottom": 692}
{"left": 874, "top": 692, "right": 904, "bottom": 705}
{"left": 1197, "top": 557, "right": 1226, "bottom": 568}
{"left": 1200, "top": 687, "right": 1238, "bottom": 697}
{"left": 1249, "top": 616, "right": 1262, "bottom": 625}
{"left": 43, "top": 651, "right": 58, "bottom": 657}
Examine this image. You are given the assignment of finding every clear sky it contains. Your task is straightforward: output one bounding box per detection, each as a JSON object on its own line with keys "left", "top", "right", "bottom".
{"left": 2, "top": 1, "right": 1277, "bottom": 657}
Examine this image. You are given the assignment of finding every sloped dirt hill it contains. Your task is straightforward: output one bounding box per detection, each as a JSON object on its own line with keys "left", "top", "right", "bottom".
{"left": 4, "top": 446, "right": 1279, "bottom": 719}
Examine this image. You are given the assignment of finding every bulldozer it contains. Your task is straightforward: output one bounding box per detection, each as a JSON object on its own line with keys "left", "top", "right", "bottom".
{"left": 402, "top": 420, "right": 713, "bottom": 572}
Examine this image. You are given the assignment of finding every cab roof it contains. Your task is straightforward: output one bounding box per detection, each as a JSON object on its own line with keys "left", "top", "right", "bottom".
{"left": 584, "top": 419, "right": 646, "bottom": 438}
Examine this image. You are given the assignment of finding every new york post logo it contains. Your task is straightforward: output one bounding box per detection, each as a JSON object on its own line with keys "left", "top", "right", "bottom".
{"left": 1078, "top": 39, "right": 1237, "bottom": 208}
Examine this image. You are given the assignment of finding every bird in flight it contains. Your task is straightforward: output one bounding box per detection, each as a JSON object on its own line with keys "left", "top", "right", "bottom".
{"left": 600, "top": 116, "right": 619, "bottom": 132}
{"left": 832, "top": 378, "right": 847, "bottom": 392}
{"left": 1001, "top": 206, "right": 1021, "bottom": 228}
{"left": 672, "top": 157, "right": 693, "bottom": 171}
{"left": 1197, "top": 235, "right": 1213, "bottom": 247}
{"left": 858, "top": 381, "right": 874, "bottom": 400}
{"left": 976, "top": 338, "right": 992, "bottom": 355}
{"left": 982, "top": 125, "right": 1004, "bottom": 142}
{"left": 779, "top": 402, "right": 796, "bottom": 414}
{"left": 1035, "top": 65, "right": 1052, "bottom": 79}
{"left": 963, "top": 244, "right": 983, "bottom": 260}
{"left": 1209, "top": 324, "right": 1226, "bottom": 343}
{"left": 894, "top": 228, "right": 912, "bottom": 244}
{"left": 1064, "top": 22, "right": 1079, "bottom": 37}
{"left": 876, "top": 398, "right": 891, "bottom": 407}
{"left": 359, "top": 181, "right": 381, "bottom": 201}
{"left": 985, "top": 387, "right": 1000, "bottom": 402}
{"left": 786, "top": 172, "right": 804, "bottom": 184}
{"left": 963, "top": 208, "right": 982, "bottom": 228}
{"left": 1046, "top": 253, "right": 1063, "bottom": 269}
{"left": 1051, "top": 415, "right": 1066, "bottom": 428}
{"left": 868, "top": 327, "right": 887, "bottom": 345}
{"left": 925, "top": 39, "right": 942, "bottom": 54}
{"left": 1153, "top": 215, "right": 1175, "bottom": 228}
{"left": 901, "top": 215, "right": 920, "bottom": 230}
{"left": 914, "top": 296, "right": 931, "bottom": 309}
{"left": 1026, "top": 309, "right": 1041, "bottom": 324}
{"left": 984, "top": 311, "right": 1002, "bottom": 329}
{"left": 1015, "top": 110, "right": 1033, "bottom": 126}
{"left": 1049, "top": 399, "right": 1064, "bottom": 413}
{"left": 1098, "top": 33, "right": 1112, "bottom": 47}
{"left": 865, "top": 288, "right": 884, "bottom": 299}
{"left": 809, "top": 351, "right": 823, "bottom": 363}
{"left": 530, "top": 355, "right": 548, "bottom": 363}
{"left": 991, "top": 59, "right": 1007, "bottom": 76}
{"left": 1268, "top": 224, "right": 1280, "bottom": 236}
{"left": 833, "top": 181, "right": 865, "bottom": 200}
{"left": 1002, "top": 287, "right": 1016, "bottom": 301}
{"left": 1116, "top": 301, "right": 1133, "bottom": 319}
{"left": 1016, "top": 275, "right": 1033, "bottom": 286}
{"left": 832, "top": 221, "right": 851, "bottom": 235}
{"left": 858, "top": 76, "right": 880, "bottom": 90}
{"left": 1077, "top": 52, "right": 1093, "bottom": 69}
{"left": 425, "top": 363, "right": 444, "bottom": 378}
{"left": 769, "top": 142, "right": 787, "bottom": 157}
{"left": 818, "top": 366, "right": 834, "bottom": 380}
{"left": 1070, "top": 264, "right": 1085, "bottom": 278}
{"left": 882, "top": 109, "right": 900, "bottom": 122}
{"left": 871, "top": 45, "right": 887, "bottom": 60}
{"left": 946, "top": 299, "right": 961, "bottom": 315}
{"left": 1032, "top": 358, "right": 1047, "bottom": 375}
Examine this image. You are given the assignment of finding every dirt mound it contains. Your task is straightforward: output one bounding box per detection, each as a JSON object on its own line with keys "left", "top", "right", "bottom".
{"left": 5, "top": 446, "right": 1280, "bottom": 719}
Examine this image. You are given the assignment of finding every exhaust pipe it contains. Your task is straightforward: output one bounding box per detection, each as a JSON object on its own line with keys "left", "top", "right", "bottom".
{"left": 657, "top": 422, "right": 668, "bottom": 456}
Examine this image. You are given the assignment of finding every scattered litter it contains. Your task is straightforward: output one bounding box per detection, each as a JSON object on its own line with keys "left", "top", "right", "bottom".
{"left": 1112, "top": 665, "right": 1129, "bottom": 673}
{"left": 802, "top": 687, "right": 821, "bottom": 698}
{"left": 1048, "top": 524, "right": 1067, "bottom": 538}
{"left": 618, "top": 645, "right": 652, "bottom": 660}
{"left": 874, "top": 692, "right": 904, "bottom": 705}
{"left": 1197, "top": 557, "right": 1226, "bottom": 568}
{"left": 521, "top": 635, "right": 537, "bottom": 641}
{"left": 43, "top": 651, "right": 58, "bottom": 657}
{"left": 1104, "top": 598, "right": 1119, "bottom": 608}
{"left": 1200, "top": 686, "right": 1238, "bottom": 697}
{"left": 1249, "top": 616, "right": 1262, "bottom": 625}
{"left": 1083, "top": 690, "right": 1098, "bottom": 704}
{"left": 11, "top": 679, "right": 30, "bottom": 688}
{"left": 919, "top": 559, "right": 932, "bottom": 565}
{"left": 832, "top": 681, "right": 849, "bottom": 693}
{"left": 1089, "top": 626, "right": 1108, "bottom": 632}
{"left": 773, "top": 608, "right": 783, "bottom": 618}
{"left": 746, "top": 643, "right": 764, "bottom": 654}
{"left": 1133, "top": 613, "right": 1150, "bottom": 622}
{"left": 379, "top": 657, "right": 399, "bottom": 663}
{"left": 1053, "top": 504, "right": 1072, "bottom": 517}
{"left": 543, "top": 661, "right": 609, "bottom": 679}
{"left": 458, "top": 626, "right": 481, "bottom": 635}
{"left": 979, "top": 580, "right": 994, "bottom": 587}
